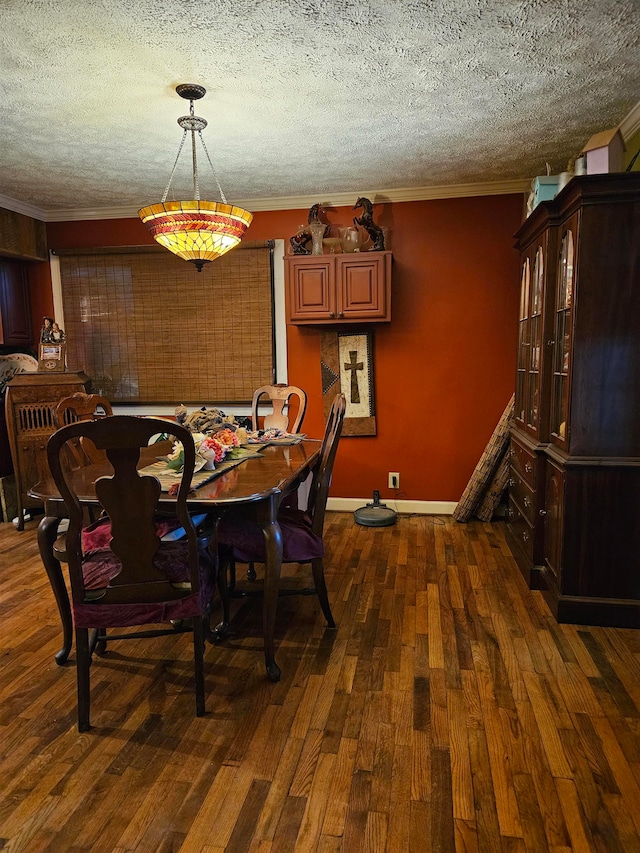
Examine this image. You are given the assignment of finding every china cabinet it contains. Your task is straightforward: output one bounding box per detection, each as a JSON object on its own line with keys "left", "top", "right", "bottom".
{"left": 5, "top": 371, "right": 89, "bottom": 529}
{"left": 506, "top": 173, "right": 640, "bottom": 627}
{"left": 506, "top": 203, "right": 558, "bottom": 582}
{"left": 285, "top": 252, "right": 392, "bottom": 324}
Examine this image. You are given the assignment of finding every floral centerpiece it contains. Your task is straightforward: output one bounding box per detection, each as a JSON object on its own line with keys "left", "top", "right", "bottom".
{"left": 162, "top": 427, "right": 249, "bottom": 473}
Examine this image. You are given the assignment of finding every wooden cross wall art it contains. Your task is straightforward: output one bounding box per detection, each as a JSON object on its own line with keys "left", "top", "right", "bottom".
{"left": 320, "top": 330, "right": 376, "bottom": 436}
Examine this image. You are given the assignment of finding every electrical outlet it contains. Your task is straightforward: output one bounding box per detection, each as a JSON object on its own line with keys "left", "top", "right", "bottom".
{"left": 388, "top": 472, "right": 400, "bottom": 489}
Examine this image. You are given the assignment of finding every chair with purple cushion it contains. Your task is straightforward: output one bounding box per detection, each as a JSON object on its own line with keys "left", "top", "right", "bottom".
{"left": 47, "top": 416, "right": 218, "bottom": 732}
{"left": 215, "top": 393, "right": 346, "bottom": 638}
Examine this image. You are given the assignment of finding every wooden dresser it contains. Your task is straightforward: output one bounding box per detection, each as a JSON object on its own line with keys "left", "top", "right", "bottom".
{"left": 5, "top": 371, "right": 89, "bottom": 529}
{"left": 506, "top": 173, "right": 640, "bottom": 627}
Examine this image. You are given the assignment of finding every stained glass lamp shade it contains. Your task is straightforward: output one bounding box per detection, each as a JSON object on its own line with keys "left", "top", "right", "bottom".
{"left": 139, "top": 85, "right": 252, "bottom": 272}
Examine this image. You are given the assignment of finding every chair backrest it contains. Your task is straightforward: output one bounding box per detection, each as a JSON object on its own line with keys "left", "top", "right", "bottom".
{"left": 55, "top": 392, "right": 113, "bottom": 427}
{"left": 54, "top": 392, "right": 114, "bottom": 467}
{"left": 251, "top": 384, "right": 307, "bottom": 433}
{"left": 47, "top": 416, "right": 199, "bottom": 607}
{"left": 307, "top": 393, "right": 346, "bottom": 537}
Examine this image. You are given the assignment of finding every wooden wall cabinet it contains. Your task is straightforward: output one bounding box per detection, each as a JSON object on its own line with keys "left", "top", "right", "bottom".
{"left": 0, "top": 207, "right": 48, "bottom": 261}
{"left": 5, "top": 372, "right": 89, "bottom": 529}
{"left": 0, "top": 258, "right": 33, "bottom": 346}
{"left": 506, "top": 173, "right": 640, "bottom": 627}
{"left": 285, "top": 252, "right": 392, "bottom": 324}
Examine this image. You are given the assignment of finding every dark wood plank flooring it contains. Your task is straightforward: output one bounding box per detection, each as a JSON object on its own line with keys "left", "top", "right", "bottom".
{"left": 2, "top": 513, "right": 640, "bottom": 852}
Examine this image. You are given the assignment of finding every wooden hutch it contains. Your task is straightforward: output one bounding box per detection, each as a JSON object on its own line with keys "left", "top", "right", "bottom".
{"left": 5, "top": 371, "right": 89, "bottom": 529}
{"left": 506, "top": 172, "right": 640, "bottom": 627}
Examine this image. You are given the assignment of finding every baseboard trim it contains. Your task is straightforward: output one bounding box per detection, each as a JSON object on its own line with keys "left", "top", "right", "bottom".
{"left": 327, "top": 498, "right": 457, "bottom": 515}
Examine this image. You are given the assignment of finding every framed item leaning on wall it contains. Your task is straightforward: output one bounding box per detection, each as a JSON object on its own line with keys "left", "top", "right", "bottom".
{"left": 320, "top": 330, "right": 376, "bottom": 436}
{"left": 38, "top": 342, "right": 66, "bottom": 372}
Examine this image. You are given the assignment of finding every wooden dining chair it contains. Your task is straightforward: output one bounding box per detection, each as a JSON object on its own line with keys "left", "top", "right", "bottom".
{"left": 54, "top": 392, "right": 114, "bottom": 468}
{"left": 47, "top": 416, "right": 218, "bottom": 732}
{"left": 246, "top": 384, "right": 309, "bottom": 582}
{"left": 215, "top": 393, "right": 346, "bottom": 639}
{"left": 251, "top": 384, "right": 307, "bottom": 433}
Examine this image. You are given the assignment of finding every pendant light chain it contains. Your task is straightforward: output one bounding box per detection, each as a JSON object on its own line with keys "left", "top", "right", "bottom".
{"left": 161, "top": 129, "right": 188, "bottom": 204}
{"left": 197, "top": 131, "right": 227, "bottom": 205}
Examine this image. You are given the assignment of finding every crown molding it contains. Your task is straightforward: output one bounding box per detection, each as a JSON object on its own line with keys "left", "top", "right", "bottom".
{"left": 0, "top": 179, "right": 530, "bottom": 223}
{"left": 620, "top": 100, "right": 640, "bottom": 141}
{"left": 0, "top": 193, "right": 49, "bottom": 221}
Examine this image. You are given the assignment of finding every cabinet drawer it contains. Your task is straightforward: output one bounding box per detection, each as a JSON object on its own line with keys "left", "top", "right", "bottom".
{"left": 506, "top": 496, "right": 534, "bottom": 564}
{"left": 508, "top": 466, "right": 536, "bottom": 525}
{"left": 510, "top": 439, "right": 536, "bottom": 488}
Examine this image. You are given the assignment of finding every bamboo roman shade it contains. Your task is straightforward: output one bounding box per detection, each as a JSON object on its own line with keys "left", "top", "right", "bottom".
{"left": 57, "top": 242, "right": 274, "bottom": 403}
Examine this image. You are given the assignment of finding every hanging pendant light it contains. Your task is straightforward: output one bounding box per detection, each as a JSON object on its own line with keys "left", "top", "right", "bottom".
{"left": 138, "top": 84, "right": 253, "bottom": 272}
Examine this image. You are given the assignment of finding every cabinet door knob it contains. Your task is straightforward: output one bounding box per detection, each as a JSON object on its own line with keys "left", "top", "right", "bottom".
{"left": 329, "top": 312, "right": 335, "bottom": 318}
{"left": 539, "top": 509, "right": 547, "bottom": 516}
{"left": 338, "top": 311, "right": 344, "bottom": 318}
{"left": 547, "top": 339, "right": 555, "bottom": 346}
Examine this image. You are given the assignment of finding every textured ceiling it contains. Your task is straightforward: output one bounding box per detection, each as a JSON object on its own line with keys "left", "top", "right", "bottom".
{"left": 0, "top": 0, "right": 638, "bottom": 218}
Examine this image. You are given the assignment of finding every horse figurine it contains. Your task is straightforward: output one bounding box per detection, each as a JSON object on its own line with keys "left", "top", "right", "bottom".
{"left": 353, "top": 197, "right": 385, "bottom": 251}
{"left": 289, "top": 203, "right": 328, "bottom": 254}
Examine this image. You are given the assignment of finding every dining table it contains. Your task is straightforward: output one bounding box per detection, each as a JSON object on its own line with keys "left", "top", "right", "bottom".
{"left": 28, "top": 436, "right": 322, "bottom": 682}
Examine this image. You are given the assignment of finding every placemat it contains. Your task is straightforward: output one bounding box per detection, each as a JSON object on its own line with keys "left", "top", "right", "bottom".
{"left": 139, "top": 450, "right": 261, "bottom": 492}
{"left": 248, "top": 434, "right": 305, "bottom": 446}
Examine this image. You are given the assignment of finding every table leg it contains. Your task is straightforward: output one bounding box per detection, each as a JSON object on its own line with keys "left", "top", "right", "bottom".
{"left": 37, "top": 515, "right": 72, "bottom": 665}
{"left": 259, "top": 496, "right": 283, "bottom": 682}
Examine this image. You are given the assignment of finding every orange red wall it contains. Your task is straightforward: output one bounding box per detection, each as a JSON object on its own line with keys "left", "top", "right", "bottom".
{"left": 41, "top": 194, "right": 522, "bottom": 502}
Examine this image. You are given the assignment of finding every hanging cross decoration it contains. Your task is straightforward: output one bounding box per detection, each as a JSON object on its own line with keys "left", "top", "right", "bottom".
{"left": 344, "top": 350, "right": 364, "bottom": 404}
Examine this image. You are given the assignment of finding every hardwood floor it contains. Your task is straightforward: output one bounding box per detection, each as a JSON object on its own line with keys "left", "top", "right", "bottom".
{"left": 2, "top": 512, "right": 640, "bottom": 852}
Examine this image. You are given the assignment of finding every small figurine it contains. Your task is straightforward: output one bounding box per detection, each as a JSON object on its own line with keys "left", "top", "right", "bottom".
{"left": 41, "top": 316, "right": 54, "bottom": 343}
{"left": 51, "top": 322, "right": 65, "bottom": 342}
{"left": 290, "top": 226, "right": 312, "bottom": 255}
{"left": 353, "top": 197, "right": 385, "bottom": 251}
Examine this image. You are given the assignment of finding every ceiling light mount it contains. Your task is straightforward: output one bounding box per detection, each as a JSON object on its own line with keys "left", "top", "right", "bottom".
{"left": 138, "top": 83, "right": 252, "bottom": 272}
{"left": 175, "top": 83, "right": 206, "bottom": 101}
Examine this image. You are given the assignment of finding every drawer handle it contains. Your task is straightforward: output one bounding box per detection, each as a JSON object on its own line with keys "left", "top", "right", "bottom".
{"left": 523, "top": 496, "right": 531, "bottom": 507}
{"left": 506, "top": 508, "right": 514, "bottom": 520}
{"left": 539, "top": 509, "right": 547, "bottom": 517}
{"left": 524, "top": 463, "right": 532, "bottom": 473}
{"left": 547, "top": 339, "right": 555, "bottom": 346}
{"left": 522, "top": 531, "right": 530, "bottom": 542}
{"left": 508, "top": 478, "right": 515, "bottom": 487}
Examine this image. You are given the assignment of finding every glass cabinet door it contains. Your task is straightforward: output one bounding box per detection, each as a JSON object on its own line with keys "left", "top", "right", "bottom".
{"left": 525, "top": 246, "right": 544, "bottom": 430}
{"left": 550, "top": 229, "right": 574, "bottom": 443}
{"left": 515, "top": 258, "right": 531, "bottom": 424}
